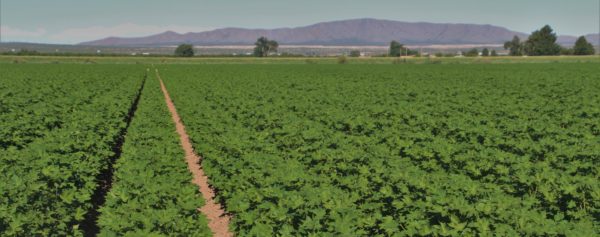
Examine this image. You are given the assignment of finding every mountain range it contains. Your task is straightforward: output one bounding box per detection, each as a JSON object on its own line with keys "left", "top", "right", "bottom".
{"left": 81, "top": 18, "right": 598, "bottom": 46}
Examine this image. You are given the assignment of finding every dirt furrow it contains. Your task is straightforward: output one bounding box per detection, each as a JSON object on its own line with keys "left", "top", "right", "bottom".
{"left": 156, "top": 69, "right": 233, "bottom": 237}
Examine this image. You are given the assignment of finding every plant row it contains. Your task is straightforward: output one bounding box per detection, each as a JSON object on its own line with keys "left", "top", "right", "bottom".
{"left": 162, "top": 64, "right": 599, "bottom": 236}
{"left": 97, "top": 73, "right": 211, "bottom": 236}
{"left": 0, "top": 65, "right": 144, "bottom": 235}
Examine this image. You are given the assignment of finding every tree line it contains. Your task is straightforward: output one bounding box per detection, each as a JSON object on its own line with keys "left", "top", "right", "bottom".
{"left": 504, "top": 25, "right": 595, "bottom": 56}
{"left": 174, "top": 37, "right": 280, "bottom": 57}
{"left": 174, "top": 25, "right": 595, "bottom": 57}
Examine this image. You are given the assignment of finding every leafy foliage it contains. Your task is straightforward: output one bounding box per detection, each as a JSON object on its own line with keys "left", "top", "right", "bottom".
{"left": 162, "top": 64, "right": 600, "bottom": 236}
{"left": 523, "top": 25, "right": 561, "bottom": 56}
{"left": 573, "top": 36, "right": 595, "bottom": 55}
{"left": 465, "top": 48, "right": 479, "bottom": 57}
{"left": 97, "top": 73, "right": 211, "bottom": 236}
{"left": 389, "top": 41, "right": 403, "bottom": 57}
{"left": 481, "top": 48, "right": 489, "bottom": 57}
{"left": 0, "top": 64, "right": 145, "bottom": 236}
{"left": 175, "top": 44, "right": 195, "bottom": 57}
{"left": 504, "top": 35, "right": 523, "bottom": 56}
{"left": 0, "top": 65, "right": 212, "bottom": 236}
{"left": 1, "top": 63, "right": 599, "bottom": 236}
{"left": 389, "top": 41, "right": 418, "bottom": 57}
{"left": 253, "top": 37, "right": 279, "bottom": 57}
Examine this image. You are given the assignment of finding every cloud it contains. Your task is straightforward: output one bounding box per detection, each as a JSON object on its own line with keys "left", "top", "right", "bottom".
{"left": 49, "top": 23, "right": 215, "bottom": 43}
{"left": 1, "top": 25, "right": 47, "bottom": 39}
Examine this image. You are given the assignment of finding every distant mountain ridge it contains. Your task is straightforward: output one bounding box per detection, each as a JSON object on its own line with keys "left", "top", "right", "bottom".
{"left": 80, "top": 18, "right": 598, "bottom": 46}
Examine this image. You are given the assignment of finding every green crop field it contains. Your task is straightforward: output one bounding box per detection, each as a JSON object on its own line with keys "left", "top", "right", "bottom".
{"left": 161, "top": 64, "right": 600, "bottom": 236}
{"left": 0, "top": 64, "right": 145, "bottom": 235}
{"left": 1, "top": 59, "right": 599, "bottom": 236}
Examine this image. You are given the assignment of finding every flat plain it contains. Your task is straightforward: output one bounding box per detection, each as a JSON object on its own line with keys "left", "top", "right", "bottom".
{"left": 1, "top": 57, "right": 598, "bottom": 236}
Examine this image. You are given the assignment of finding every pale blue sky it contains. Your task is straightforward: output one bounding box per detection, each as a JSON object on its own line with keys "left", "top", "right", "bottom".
{"left": 1, "top": 0, "right": 599, "bottom": 44}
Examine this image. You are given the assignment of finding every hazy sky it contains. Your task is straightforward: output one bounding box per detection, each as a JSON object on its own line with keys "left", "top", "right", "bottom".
{"left": 1, "top": 0, "right": 599, "bottom": 44}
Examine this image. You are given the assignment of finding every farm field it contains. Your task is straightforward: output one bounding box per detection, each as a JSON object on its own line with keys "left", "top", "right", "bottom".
{"left": 0, "top": 64, "right": 146, "bottom": 235}
{"left": 97, "top": 74, "right": 212, "bottom": 236}
{"left": 160, "top": 64, "right": 600, "bottom": 236}
{"left": 1, "top": 61, "right": 599, "bottom": 236}
{"left": 0, "top": 64, "right": 212, "bottom": 236}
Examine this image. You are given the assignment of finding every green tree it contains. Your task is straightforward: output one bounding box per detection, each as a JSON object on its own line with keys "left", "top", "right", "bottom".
{"left": 504, "top": 36, "right": 523, "bottom": 56}
{"left": 523, "top": 25, "right": 561, "bottom": 56}
{"left": 253, "top": 37, "right": 279, "bottom": 57}
{"left": 174, "top": 44, "right": 194, "bottom": 57}
{"left": 572, "top": 36, "right": 595, "bottom": 55}
{"left": 491, "top": 50, "right": 498, "bottom": 56}
{"left": 465, "top": 48, "right": 479, "bottom": 57}
{"left": 349, "top": 50, "right": 361, "bottom": 57}
{"left": 389, "top": 41, "right": 403, "bottom": 57}
{"left": 560, "top": 47, "right": 574, "bottom": 55}
{"left": 481, "top": 48, "right": 490, "bottom": 56}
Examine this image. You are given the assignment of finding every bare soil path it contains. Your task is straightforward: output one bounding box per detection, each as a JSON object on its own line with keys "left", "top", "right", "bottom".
{"left": 156, "top": 69, "right": 233, "bottom": 237}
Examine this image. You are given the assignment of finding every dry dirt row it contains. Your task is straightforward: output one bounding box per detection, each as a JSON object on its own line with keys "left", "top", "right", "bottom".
{"left": 156, "top": 69, "right": 233, "bottom": 237}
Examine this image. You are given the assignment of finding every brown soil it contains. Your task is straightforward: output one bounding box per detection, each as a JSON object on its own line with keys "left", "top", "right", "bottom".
{"left": 156, "top": 69, "right": 233, "bottom": 237}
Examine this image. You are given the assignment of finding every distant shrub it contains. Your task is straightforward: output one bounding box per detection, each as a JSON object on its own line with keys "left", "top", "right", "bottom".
{"left": 337, "top": 56, "right": 348, "bottom": 64}
{"left": 481, "top": 48, "right": 490, "bottom": 56}
{"left": 465, "top": 48, "right": 479, "bottom": 57}
{"left": 560, "top": 47, "right": 574, "bottom": 55}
